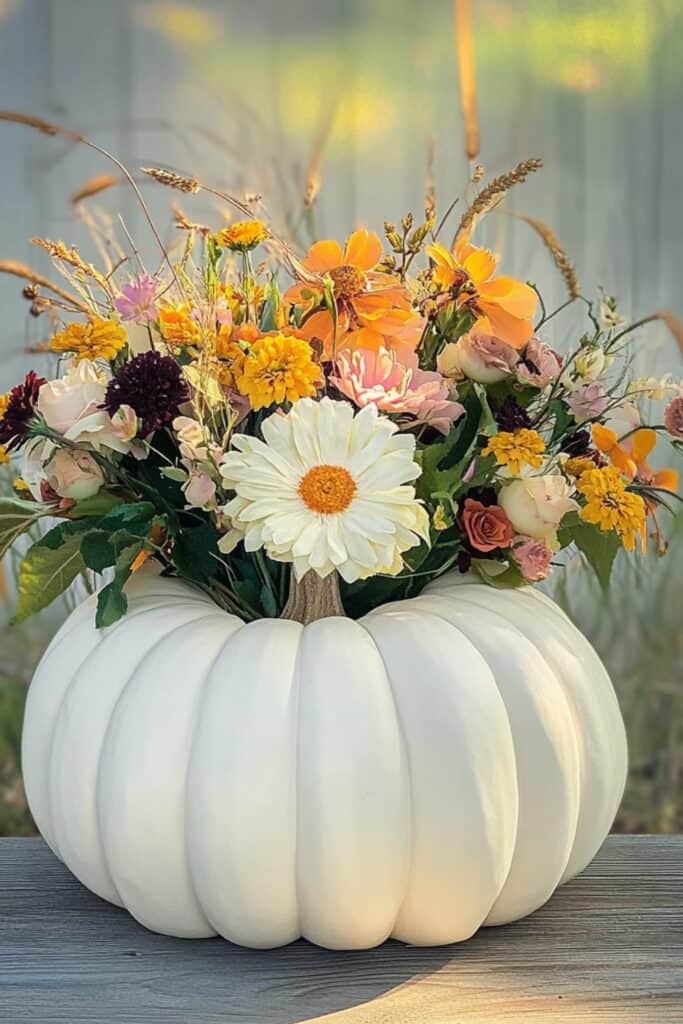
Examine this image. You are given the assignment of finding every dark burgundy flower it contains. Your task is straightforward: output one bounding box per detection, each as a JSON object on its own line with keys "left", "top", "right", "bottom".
{"left": 562, "top": 429, "right": 591, "bottom": 456}
{"left": 0, "top": 371, "right": 46, "bottom": 450}
{"left": 494, "top": 396, "right": 531, "bottom": 432}
{"left": 103, "top": 351, "right": 189, "bottom": 436}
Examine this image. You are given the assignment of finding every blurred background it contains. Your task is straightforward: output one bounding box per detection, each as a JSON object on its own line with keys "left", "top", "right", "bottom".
{"left": 0, "top": 0, "right": 681, "bottom": 836}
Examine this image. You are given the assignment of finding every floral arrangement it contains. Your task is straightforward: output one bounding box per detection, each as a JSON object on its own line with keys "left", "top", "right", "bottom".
{"left": 0, "top": 146, "right": 681, "bottom": 626}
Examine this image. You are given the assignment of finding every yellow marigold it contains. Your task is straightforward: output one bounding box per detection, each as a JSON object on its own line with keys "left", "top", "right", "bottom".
{"left": 158, "top": 303, "right": 202, "bottom": 348}
{"left": 564, "top": 455, "right": 596, "bottom": 479}
{"left": 482, "top": 428, "right": 546, "bottom": 475}
{"left": 577, "top": 465, "right": 646, "bottom": 552}
{"left": 0, "top": 393, "right": 9, "bottom": 421}
{"left": 237, "top": 334, "right": 319, "bottom": 410}
{"left": 49, "top": 318, "right": 127, "bottom": 363}
{"left": 215, "top": 219, "right": 269, "bottom": 252}
{"left": 0, "top": 444, "right": 10, "bottom": 465}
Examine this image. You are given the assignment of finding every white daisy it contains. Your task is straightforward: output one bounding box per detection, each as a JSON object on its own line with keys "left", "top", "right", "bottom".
{"left": 218, "top": 397, "right": 430, "bottom": 583}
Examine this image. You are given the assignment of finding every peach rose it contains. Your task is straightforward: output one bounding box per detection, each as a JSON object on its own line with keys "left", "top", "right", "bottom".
{"left": 45, "top": 448, "right": 104, "bottom": 500}
{"left": 37, "top": 360, "right": 105, "bottom": 434}
{"left": 517, "top": 338, "right": 563, "bottom": 388}
{"left": 461, "top": 498, "right": 514, "bottom": 552}
{"left": 500, "top": 474, "right": 578, "bottom": 548}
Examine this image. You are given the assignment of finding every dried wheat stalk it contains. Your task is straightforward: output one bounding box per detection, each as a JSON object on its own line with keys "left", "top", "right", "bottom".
{"left": 455, "top": 157, "right": 543, "bottom": 240}
{"left": 0, "top": 260, "right": 91, "bottom": 313}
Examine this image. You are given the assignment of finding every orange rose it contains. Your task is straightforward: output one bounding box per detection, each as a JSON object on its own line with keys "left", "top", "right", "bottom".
{"left": 461, "top": 498, "right": 514, "bottom": 553}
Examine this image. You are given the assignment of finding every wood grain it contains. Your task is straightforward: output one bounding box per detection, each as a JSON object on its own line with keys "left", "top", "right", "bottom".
{"left": 0, "top": 836, "right": 681, "bottom": 1023}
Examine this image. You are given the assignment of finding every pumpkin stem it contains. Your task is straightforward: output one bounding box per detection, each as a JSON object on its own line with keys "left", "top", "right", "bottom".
{"left": 280, "top": 570, "right": 345, "bottom": 624}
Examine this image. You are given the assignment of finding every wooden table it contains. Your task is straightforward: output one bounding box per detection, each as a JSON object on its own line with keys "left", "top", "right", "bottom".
{"left": 0, "top": 835, "right": 681, "bottom": 1023}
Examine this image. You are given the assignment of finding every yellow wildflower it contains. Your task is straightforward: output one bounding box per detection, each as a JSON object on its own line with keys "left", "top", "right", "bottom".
{"left": 158, "top": 304, "right": 202, "bottom": 348}
{"left": 215, "top": 336, "right": 247, "bottom": 389}
{"left": 216, "top": 219, "right": 269, "bottom": 252}
{"left": 0, "top": 392, "right": 9, "bottom": 421}
{"left": 0, "top": 444, "right": 9, "bottom": 465}
{"left": 483, "top": 428, "right": 546, "bottom": 475}
{"left": 237, "top": 334, "right": 319, "bottom": 410}
{"left": 577, "top": 465, "right": 646, "bottom": 552}
{"left": 49, "top": 318, "right": 127, "bottom": 363}
{"left": 13, "top": 477, "right": 29, "bottom": 493}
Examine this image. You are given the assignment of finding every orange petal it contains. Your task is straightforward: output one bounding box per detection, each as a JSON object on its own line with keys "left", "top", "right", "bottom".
{"left": 302, "top": 239, "right": 344, "bottom": 274}
{"left": 592, "top": 423, "right": 617, "bottom": 453}
{"left": 479, "top": 277, "right": 538, "bottom": 319}
{"left": 653, "top": 468, "right": 679, "bottom": 492}
{"left": 478, "top": 302, "right": 533, "bottom": 349}
{"left": 426, "top": 240, "right": 456, "bottom": 270}
{"left": 343, "top": 228, "right": 383, "bottom": 271}
{"left": 342, "top": 326, "right": 386, "bottom": 351}
{"left": 630, "top": 428, "right": 657, "bottom": 464}
{"left": 462, "top": 246, "right": 497, "bottom": 284}
{"left": 453, "top": 237, "right": 475, "bottom": 264}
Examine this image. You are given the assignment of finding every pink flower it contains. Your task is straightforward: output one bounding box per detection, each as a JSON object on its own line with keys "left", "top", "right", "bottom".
{"left": 331, "top": 348, "right": 464, "bottom": 435}
{"left": 517, "top": 338, "right": 563, "bottom": 388}
{"left": 437, "top": 328, "right": 519, "bottom": 384}
{"left": 512, "top": 535, "right": 553, "bottom": 582}
{"left": 114, "top": 273, "right": 159, "bottom": 323}
{"left": 664, "top": 393, "right": 683, "bottom": 439}
{"left": 183, "top": 470, "right": 216, "bottom": 510}
{"left": 566, "top": 382, "right": 609, "bottom": 424}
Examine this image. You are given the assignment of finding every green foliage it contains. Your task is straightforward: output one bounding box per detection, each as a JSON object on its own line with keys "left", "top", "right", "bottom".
{"left": 95, "top": 542, "right": 144, "bottom": 628}
{"left": 12, "top": 526, "right": 88, "bottom": 624}
{"left": 171, "top": 521, "right": 221, "bottom": 583}
{"left": 559, "top": 512, "right": 621, "bottom": 589}
{"left": 0, "top": 496, "right": 54, "bottom": 561}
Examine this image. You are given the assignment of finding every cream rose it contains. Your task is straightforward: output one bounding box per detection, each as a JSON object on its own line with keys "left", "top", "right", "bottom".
{"left": 499, "top": 474, "right": 578, "bottom": 548}
{"left": 37, "top": 360, "right": 106, "bottom": 434}
{"left": 45, "top": 448, "right": 104, "bottom": 500}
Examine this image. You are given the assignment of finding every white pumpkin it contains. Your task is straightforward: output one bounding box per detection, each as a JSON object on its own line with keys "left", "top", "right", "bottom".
{"left": 21, "top": 566, "right": 627, "bottom": 950}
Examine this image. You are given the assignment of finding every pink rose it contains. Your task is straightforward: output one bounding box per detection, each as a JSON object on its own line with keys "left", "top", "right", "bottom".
{"left": 566, "top": 382, "right": 609, "bottom": 424}
{"left": 664, "top": 394, "right": 683, "bottom": 439}
{"left": 461, "top": 498, "right": 514, "bottom": 552}
{"left": 438, "top": 328, "right": 519, "bottom": 384}
{"left": 512, "top": 535, "right": 553, "bottom": 582}
{"left": 331, "top": 348, "right": 464, "bottom": 435}
{"left": 517, "top": 338, "right": 563, "bottom": 388}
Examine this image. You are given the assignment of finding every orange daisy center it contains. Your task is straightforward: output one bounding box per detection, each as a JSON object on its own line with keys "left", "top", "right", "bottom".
{"left": 298, "top": 464, "right": 357, "bottom": 514}
{"left": 329, "top": 265, "right": 366, "bottom": 301}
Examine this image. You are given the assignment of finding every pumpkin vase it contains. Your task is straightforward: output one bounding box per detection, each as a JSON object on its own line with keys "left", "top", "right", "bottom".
{"left": 21, "top": 566, "right": 627, "bottom": 950}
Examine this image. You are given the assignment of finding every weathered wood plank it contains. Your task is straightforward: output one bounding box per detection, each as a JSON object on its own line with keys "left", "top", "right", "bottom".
{"left": 0, "top": 836, "right": 681, "bottom": 1023}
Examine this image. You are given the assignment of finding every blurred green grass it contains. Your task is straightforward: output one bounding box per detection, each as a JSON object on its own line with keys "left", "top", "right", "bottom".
{"left": 1, "top": 516, "right": 681, "bottom": 837}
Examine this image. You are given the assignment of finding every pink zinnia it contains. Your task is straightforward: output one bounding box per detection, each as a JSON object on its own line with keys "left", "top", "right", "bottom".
{"left": 114, "top": 272, "right": 159, "bottom": 323}
{"left": 567, "top": 381, "right": 609, "bottom": 424}
{"left": 331, "top": 347, "right": 464, "bottom": 435}
{"left": 517, "top": 337, "right": 563, "bottom": 388}
{"left": 664, "top": 393, "right": 683, "bottom": 439}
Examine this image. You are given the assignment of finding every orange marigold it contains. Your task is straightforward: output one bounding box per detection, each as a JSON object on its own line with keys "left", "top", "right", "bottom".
{"left": 158, "top": 303, "right": 202, "bottom": 348}
{"left": 215, "top": 219, "right": 269, "bottom": 252}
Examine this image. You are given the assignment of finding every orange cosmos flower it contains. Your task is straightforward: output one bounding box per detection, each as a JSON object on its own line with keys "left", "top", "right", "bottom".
{"left": 592, "top": 424, "right": 678, "bottom": 496}
{"left": 285, "top": 227, "right": 424, "bottom": 360}
{"left": 425, "top": 238, "right": 537, "bottom": 348}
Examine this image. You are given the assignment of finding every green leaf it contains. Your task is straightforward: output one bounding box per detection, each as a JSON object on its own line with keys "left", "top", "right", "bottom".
{"left": 36, "top": 518, "right": 95, "bottom": 551}
{"left": 172, "top": 521, "right": 220, "bottom": 582}
{"left": 259, "top": 583, "right": 278, "bottom": 618}
{"left": 98, "top": 501, "right": 155, "bottom": 536}
{"left": 12, "top": 533, "right": 86, "bottom": 623}
{"left": 159, "top": 466, "right": 189, "bottom": 483}
{"left": 0, "top": 496, "right": 54, "bottom": 561}
{"left": 549, "top": 399, "right": 574, "bottom": 445}
{"left": 80, "top": 531, "right": 116, "bottom": 572}
{"left": 69, "top": 493, "right": 122, "bottom": 518}
{"left": 571, "top": 520, "right": 621, "bottom": 589}
{"left": 95, "top": 541, "right": 144, "bottom": 629}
